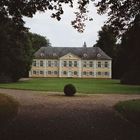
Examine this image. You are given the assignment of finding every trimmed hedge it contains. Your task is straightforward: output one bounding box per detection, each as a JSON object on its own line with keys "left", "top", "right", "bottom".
{"left": 64, "top": 84, "right": 76, "bottom": 96}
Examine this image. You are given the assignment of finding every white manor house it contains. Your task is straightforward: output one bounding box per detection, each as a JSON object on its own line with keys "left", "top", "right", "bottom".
{"left": 29, "top": 46, "right": 112, "bottom": 78}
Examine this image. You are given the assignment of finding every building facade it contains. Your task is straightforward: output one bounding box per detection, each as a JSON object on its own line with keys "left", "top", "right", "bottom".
{"left": 29, "top": 47, "right": 112, "bottom": 78}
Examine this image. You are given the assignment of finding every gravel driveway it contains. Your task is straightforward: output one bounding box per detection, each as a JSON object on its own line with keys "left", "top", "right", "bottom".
{"left": 0, "top": 88, "right": 140, "bottom": 140}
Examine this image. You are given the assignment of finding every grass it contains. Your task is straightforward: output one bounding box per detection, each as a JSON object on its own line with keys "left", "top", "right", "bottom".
{"left": 0, "top": 78, "right": 140, "bottom": 94}
{"left": 0, "top": 94, "right": 19, "bottom": 127}
{"left": 115, "top": 99, "right": 140, "bottom": 126}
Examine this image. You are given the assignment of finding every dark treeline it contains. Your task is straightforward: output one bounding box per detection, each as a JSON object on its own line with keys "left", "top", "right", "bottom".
{"left": 95, "top": 15, "right": 140, "bottom": 84}
{"left": 0, "top": 19, "right": 50, "bottom": 83}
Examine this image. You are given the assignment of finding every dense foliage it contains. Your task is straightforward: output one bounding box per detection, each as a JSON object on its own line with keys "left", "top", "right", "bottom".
{"left": 64, "top": 84, "right": 76, "bottom": 96}
{"left": 95, "top": 25, "right": 117, "bottom": 58}
{"left": 96, "top": 0, "right": 140, "bottom": 36}
{"left": 0, "top": 0, "right": 139, "bottom": 33}
{"left": 115, "top": 99, "right": 140, "bottom": 126}
{"left": 0, "top": 19, "right": 33, "bottom": 82}
{"left": 94, "top": 25, "right": 118, "bottom": 79}
{"left": 0, "top": 0, "right": 90, "bottom": 32}
{"left": 115, "top": 16, "right": 140, "bottom": 84}
{"left": 121, "top": 70, "right": 140, "bottom": 85}
{"left": 0, "top": 94, "right": 19, "bottom": 127}
{"left": 28, "top": 32, "right": 51, "bottom": 52}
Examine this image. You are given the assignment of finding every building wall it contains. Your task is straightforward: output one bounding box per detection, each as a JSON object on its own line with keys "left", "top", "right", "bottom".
{"left": 59, "top": 53, "right": 81, "bottom": 78}
{"left": 29, "top": 57, "right": 112, "bottom": 78}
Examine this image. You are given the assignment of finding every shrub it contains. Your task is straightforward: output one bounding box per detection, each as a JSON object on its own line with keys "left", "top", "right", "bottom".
{"left": 64, "top": 84, "right": 76, "bottom": 96}
{"left": 0, "top": 74, "right": 13, "bottom": 83}
{"left": 0, "top": 94, "right": 19, "bottom": 128}
{"left": 121, "top": 70, "right": 140, "bottom": 85}
{"left": 114, "top": 99, "right": 140, "bottom": 126}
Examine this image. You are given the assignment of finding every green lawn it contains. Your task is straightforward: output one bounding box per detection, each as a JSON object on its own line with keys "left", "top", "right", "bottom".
{"left": 0, "top": 78, "right": 140, "bottom": 94}
{"left": 115, "top": 99, "right": 140, "bottom": 126}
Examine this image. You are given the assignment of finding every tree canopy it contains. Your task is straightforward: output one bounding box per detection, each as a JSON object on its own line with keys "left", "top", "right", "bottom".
{"left": 95, "top": 25, "right": 117, "bottom": 58}
{"left": 0, "top": 0, "right": 89, "bottom": 32}
{"left": 117, "top": 16, "right": 140, "bottom": 75}
{"left": 95, "top": 0, "right": 140, "bottom": 36}
{"left": 28, "top": 32, "right": 51, "bottom": 52}
{"left": 0, "top": 0, "right": 139, "bottom": 33}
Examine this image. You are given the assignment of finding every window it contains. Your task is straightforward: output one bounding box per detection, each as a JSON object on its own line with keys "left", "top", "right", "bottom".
{"left": 89, "top": 71, "right": 94, "bottom": 76}
{"left": 97, "top": 53, "right": 101, "bottom": 57}
{"left": 48, "top": 71, "right": 51, "bottom": 75}
{"left": 48, "top": 61, "right": 51, "bottom": 67}
{"left": 74, "top": 61, "right": 77, "bottom": 67}
{"left": 64, "top": 61, "right": 67, "bottom": 67}
{"left": 105, "top": 72, "right": 109, "bottom": 76}
{"left": 40, "top": 60, "right": 43, "bottom": 67}
{"left": 69, "top": 61, "right": 72, "bottom": 67}
{"left": 40, "top": 53, "right": 44, "bottom": 57}
{"left": 40, "top": 71, "right": 44, "bottom": 74}
{"left": 83, "top": 71, "right": 86, "bottom": 75}
{"left": 83, "top": 61, "right": 86, "bottom": 67}
{"left": 74, "top": 71, "right": 78, "bottom": 75}
{"left": 33, "top": 70, "right": 36, "bottom": 74}
{"left": 63, "top": 71, "right": 67, "bottom": 75}
{"left": 97, "top": 72, "right": 101, "bottom": 75}
{"left": 33, "top": 61, "right": 36, "bottom": 66}
{"left": 105, "top": 62, "right": 108, "bottom": 68}
{"left": 83, "top": 53, "right": 87, "bottom": 57}
{"left": 97, "top": 62, "right": 101, "bottom": 67}
{"left": 54, "top": 61, "right": 58, "bottom": 67}
{"left": 89, "top": 61, "right": 93, "bottom": 67}
{"left": 54, "top": 71, "right": 58, "bottom": 75}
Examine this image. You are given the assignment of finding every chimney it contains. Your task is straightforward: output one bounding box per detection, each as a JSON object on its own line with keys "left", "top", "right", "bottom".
{"left": 83, "top": 42, "right": 87, "bottom": 48}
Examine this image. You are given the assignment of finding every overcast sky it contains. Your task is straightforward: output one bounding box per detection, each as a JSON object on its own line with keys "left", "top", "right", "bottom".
{"left": 24, "top": 2, "right": 107, "bottom": 47}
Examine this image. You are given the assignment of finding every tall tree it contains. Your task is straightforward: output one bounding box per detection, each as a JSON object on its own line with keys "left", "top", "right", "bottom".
{"left": 0, "top": 19, "right": 33, "bottom": 82}
{"left": 95, "top": 25, "right": 117, "bottom": 58}
{"left": 115, "top": 15, "right": 140, "bottom": 84}
{"left": 28, "top": 32, "right": 51, "bottom": 52}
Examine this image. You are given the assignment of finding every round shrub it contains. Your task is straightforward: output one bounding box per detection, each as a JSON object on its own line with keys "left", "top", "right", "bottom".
{"left": 64, "top": 84, "right": 76, "bottom": 96}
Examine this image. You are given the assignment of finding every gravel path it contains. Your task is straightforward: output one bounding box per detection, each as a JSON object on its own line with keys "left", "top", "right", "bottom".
{"left": 0, "top": 88, "right": 140, "bottom": 140}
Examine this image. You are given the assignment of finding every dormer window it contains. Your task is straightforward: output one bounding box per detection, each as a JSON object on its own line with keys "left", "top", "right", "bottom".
{"left": 40, "top": 52, "right": 44, "bottom": 57}
{"left": 97, "top": 53, "right": 101, "bottom": 57}
{"left": 83, "top": 53, "right": 87, "bottom": 57}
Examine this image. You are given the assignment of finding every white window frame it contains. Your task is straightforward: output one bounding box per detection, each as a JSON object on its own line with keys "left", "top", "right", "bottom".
{"left": 97, "top": 62, "right": 101, "bottom": 68}
{"left": 40, "top": 60, "right": 44, "bottom": 67}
